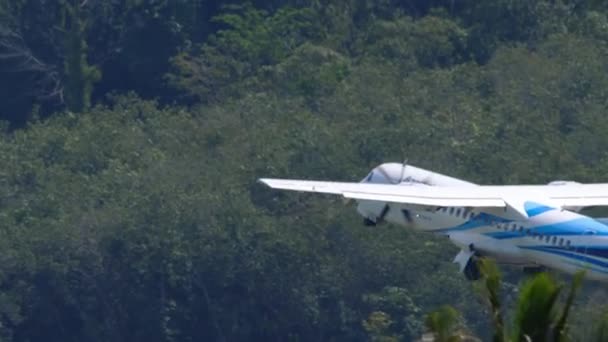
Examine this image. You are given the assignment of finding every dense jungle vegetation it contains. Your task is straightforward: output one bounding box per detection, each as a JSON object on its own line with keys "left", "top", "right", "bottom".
{"left": 3, "top": 0, "right": 608, "bottom": 341}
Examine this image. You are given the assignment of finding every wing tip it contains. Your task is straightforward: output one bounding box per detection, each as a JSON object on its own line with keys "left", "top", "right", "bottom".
{"left": 257, "top": 178, "right": 273, "bottom": 188}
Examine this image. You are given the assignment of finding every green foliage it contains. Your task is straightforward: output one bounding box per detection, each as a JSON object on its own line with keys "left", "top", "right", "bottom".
{"left": 477, "top": 258, "right": 505, "bottom": 342}
{"left": 512, "top": 273, "right": 562, "bottom": 341}
{"left": 268, "top": 43, "right": 350, "bottom": 98}
{"left": 166, "top": 4, "right": 321, "bottom": 103}
{"left": 363, "top": 311, "right": 400, "bottom": 342}
{"left": 554, "top": 271, "right": 585, "bottom": 341}
{"left": 428, "top": 261, "right": 590, "bottom": 342}
{"left": 62, "top": 1, "right": 101, "bottom": 113}
{"left": 425, "top": 305, "right": 463, "bottom": 342}
{"left": 0, "top": 96, "right": 483, "bottom": 340}
{"left": 363, "top": 286, "right": 424, "bottom": 340}
{"left": 359, "top": 15, "right": 468, "bottom": 69}
{"left": 592, "top": 310, "right": 608, "bottom": 342}
{"left": 4, "top": 0, "right": 608, "bottom": 341}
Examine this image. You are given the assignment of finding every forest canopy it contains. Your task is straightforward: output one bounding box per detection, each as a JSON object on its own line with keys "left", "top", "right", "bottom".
{"left": 1, "top": 0, "right": 608, "bottom": 341}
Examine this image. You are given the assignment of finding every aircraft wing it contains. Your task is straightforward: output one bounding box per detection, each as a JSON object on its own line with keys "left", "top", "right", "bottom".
{"left": 258, "top": 178, "right": 608, "bottom": 213}
{"left": 258, "top": 179, "right": 505, "bottom": 207}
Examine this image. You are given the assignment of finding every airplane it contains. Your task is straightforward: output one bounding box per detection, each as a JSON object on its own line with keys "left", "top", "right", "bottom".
{"left": 258, "top": 162, "right": 608, "bottom": 282}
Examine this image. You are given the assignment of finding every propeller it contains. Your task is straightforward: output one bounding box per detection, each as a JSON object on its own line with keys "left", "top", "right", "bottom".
{"left": 398, "top": 158, "right": 415, "bottom": 224}
{"left": 401, "top": 208, "right": 413, "bottom": 223}
{"left": 399, "top": 159, "right": 408, "bottom": 183}
{"left": 378, "top": 204, "right": 390, "bottom": 222}
{"left": 389, "top": 158, "right": 408, "bottom": 184}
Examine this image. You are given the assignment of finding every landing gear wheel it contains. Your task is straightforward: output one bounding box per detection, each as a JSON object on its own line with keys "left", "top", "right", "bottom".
{"left": 363, "top": 218, "right": 377, "bottom": 226}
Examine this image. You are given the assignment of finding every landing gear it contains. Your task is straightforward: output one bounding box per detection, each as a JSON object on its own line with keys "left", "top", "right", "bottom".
{"left": 360, "top": 205, "right": 390, "bottom": 227}
{"left": 453, "top": 246, "right": 482, "bottom": 281}
{"left": 363, "top": 218, "right": 377, "bottom": 226}
{"left": 463, "top": 256, "right": 481, "bottom": 281}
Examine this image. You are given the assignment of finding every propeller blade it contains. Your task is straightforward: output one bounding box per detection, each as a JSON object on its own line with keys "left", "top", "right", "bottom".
{"left": 402, "top": 208, "right": 413, "bottom": 223}
{"left": 378, "top": 204, "right": 390, "bottom": 222}
{"left": 399, "top": 159, "right": 408, "bottom": 183}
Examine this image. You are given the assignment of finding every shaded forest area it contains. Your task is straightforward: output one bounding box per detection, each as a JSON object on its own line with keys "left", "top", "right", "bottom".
{"left": 3, "top": 0, "right": 608, "bottom": 341}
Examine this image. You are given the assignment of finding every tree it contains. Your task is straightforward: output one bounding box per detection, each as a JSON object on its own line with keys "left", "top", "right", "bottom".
{"left": 0, "top": 0, "right": 201, "bottom": 121}
{"left": 426, "top": 259, "right": 586, "bottom": 342}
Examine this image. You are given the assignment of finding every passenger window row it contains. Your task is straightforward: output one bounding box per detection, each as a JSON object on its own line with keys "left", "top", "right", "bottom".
{"left": 438, "top": 207, "right": 474, "bottom": 219}
{"left": 437, "top": 207, "right": 573, "bottom": 250}
{"left": 493, "top": 221, "right": 572, "bottom": 249}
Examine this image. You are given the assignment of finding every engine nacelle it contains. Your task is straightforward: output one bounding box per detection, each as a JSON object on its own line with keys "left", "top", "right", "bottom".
{"left": 449, "top": 232, "right": 523, "bottom": 260}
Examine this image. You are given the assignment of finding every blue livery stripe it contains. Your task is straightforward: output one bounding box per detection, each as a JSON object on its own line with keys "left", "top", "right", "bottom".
{"left": 524, "top": 201, "right": 554, "bottom": 217}
{"left": 437, "top": 211, "right": 608, "bottom": 241}
{"left": 522, "top": 246, "right": 608, "bottom": 269}
{"left": 492, "top": 218, "right": 608, "bottom": 240}
{"left": 437, "top": 213, "right": 511, "bottom": 233}
{"left": 485, "top": 231, "right": 521, "bottom": 239}
{"left": 533, "top": 218, "right": 608, "bottom": 236}
{"left": 582, "top": 247, "right": 608, "bottom": 260}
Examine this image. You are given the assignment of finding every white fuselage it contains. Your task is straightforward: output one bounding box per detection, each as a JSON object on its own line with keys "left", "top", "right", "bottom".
{"left": 356, "top": 163, "right": 608, "bottom": 281}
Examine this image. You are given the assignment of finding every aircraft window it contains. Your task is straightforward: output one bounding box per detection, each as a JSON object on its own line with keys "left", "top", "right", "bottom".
{"left": 511, "top": 224, "right": 517, "bottom": 232}
{"left": 545, "top": 235, "right": 551, "bottom": 243}
{"left": 566, "top": 240, "right": 571, "bottom": 248}
{"left": 469, "top": 212, "right": 475, "bottom": 219}
{"left": 552, "top": 236, "right": 557, "bottom": 245}
{"left": 525, "top": 229, "right": 531, "bottom": 235}
{"left": 455, "top": 209, "right": 461, "bottom": 217}
{"left": 366, "top": 172, "right": 374, "bottom": 182}
{"left": 519, "top": 226, "right": 524, "bottom": 234}
{"left": 559, "top": 238, "right": 564, "bottom": 246}
{"left": 449, "top": 208, "right": 455, "bottom": 215}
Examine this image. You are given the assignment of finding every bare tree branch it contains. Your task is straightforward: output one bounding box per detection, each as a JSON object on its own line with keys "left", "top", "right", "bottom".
{"left": 0, "top": 25, "right": 64, "bottom": 104}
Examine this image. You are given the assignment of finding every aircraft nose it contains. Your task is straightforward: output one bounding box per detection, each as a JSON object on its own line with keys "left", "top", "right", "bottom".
{"left": 362, "top": 162, "right": 410, "bottom": 184}
{"left": 375, "top": 163, "right": 406, "bottom": 184}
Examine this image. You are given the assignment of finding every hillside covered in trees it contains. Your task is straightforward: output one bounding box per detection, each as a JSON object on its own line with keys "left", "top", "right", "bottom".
{"left": 2, "top": 0, "right": 608, "bottom": 341}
